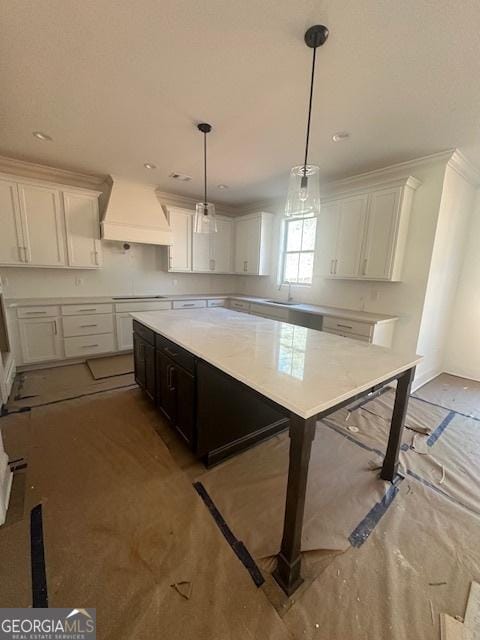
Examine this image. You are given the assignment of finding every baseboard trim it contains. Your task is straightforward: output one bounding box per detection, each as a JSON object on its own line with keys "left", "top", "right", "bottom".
{"left": 443, "top": 369, "right": 480, "bottom": 384}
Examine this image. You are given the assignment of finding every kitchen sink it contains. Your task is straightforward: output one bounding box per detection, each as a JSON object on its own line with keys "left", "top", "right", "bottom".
{"left": 265, "top": 300, "right": 297, "bottom": 306}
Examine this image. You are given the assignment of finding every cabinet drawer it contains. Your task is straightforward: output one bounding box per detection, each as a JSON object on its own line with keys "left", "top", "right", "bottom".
{"left": 250, "top": 303, "right": 289, "bottom": 321}
{"left": 207, "top": 299, "right": 226, "bottom": 307}
{"left": 322, "top": 316, "right": 373, "bottom": 339}
{"left": 322, "top": 328, "right": 371, "bottom": 343}
{"left": 115, "top": 301, "right": 171, "bottom": 312}
{"left": 63, "top": 313, "right": 113, "bottom": 337}
{"left": 172, "top": 300, "right": 206, "bottom": 309}
{"left": 64, "top": 333, "right": 115, "bottom": 358}
{"left": 155, "top": 333, "right": 195, "bottom": 374}
{"left": 133, "top": 320, "right": 155, "bottom": 346}
{"left": 17, "top": 305, "right": 59, "bottom": 318}
{"left": 61, "top": 303, "right": 113, "bottom": 315}
{"left": 229, "top": 299, "right": 250, "bottom": 312}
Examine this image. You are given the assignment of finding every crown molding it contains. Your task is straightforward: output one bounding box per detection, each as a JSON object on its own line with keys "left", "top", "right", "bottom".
{"left": 447, "top": 149, "right": 480, "bottom": 186}
{"left": 155, "top": 189, "right": 239, "bottom": 217}
{"left": 0, "top": 154, "right": 107, "bottom": 189}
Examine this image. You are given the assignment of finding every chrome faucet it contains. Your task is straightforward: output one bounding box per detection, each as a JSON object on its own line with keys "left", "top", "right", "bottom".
{"left": 278, "top": 281, "right": 293, "bottom": 302}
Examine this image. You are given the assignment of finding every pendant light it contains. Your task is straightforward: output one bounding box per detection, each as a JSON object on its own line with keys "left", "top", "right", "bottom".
{"left": 285, "top": 25, "right": 329, "bottom": 218}
{"left": 194, "top": 122, "right": 217, "bottom": 233}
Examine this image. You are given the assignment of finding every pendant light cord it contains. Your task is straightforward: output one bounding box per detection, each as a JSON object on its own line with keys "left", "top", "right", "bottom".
{"left": 203, "top": 131, "right": 207, "bottom": 205}
{"left": 303, "top": 45, "right": 317, "bottom": 174}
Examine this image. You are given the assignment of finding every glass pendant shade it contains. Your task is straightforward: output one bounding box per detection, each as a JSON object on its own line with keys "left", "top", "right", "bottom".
{"left": 194, "top": 202, "right": 217, "bottom": 233}
{"left": 285, "top": 165, "right": 321, "bottom": 217}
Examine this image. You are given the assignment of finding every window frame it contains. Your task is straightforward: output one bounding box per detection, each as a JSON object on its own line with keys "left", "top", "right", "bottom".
{"left": 281, "top": 215, "right": 317, "bottom": 286}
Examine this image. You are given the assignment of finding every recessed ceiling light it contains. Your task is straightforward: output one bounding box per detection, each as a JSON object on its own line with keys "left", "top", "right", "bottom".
{"left": 144, "top": 162, "right": 156, "bottom": 170}
{"left": 169, "top": 172, "right": 192, "bottom": 182}
{"left": 33, "top": 131, "right": 52, "bottom": 141}
{"left": 332, "top": 131, "right": 350, "bottom": 143}
{"left": 217, "top": 184, "right": 228, "bottom": 190}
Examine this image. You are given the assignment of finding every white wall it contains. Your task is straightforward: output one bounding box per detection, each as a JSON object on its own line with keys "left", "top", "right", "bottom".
{"left": 0, "top": 241, "right": 237, "bottom": 299}
{"left": 237, "top": 159, "right": 449, "bottom": 370}
{"left": 415, "top": 166, "right": 477, "bottom": 386}
{"left": 443, "top": 191, "right": 480, "bottom": 381}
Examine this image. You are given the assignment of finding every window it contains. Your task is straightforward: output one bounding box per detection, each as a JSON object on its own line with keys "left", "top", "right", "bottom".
{"left": 282, "top": 216, "right": 317, "bottom": 285}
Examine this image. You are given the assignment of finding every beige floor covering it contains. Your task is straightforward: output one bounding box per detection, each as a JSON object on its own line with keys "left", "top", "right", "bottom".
{"left": 414, "top": 373, "right": 480, "bottom": 418}
{"left": 0, "top": 371, "right": 478, "bottom": 639}
{"left": 0, "top": 388, "right": 290, "bottom": 640}
{"left": 86, "top": 353, "right": 134, "bottom": 379}
{"left": 6, "top": 362, "right": 135, "bottom": 410}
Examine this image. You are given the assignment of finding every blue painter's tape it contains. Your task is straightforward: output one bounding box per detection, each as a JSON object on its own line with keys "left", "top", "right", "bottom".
{"left": 193, "top": 481, "right": 265, "bottom": 587}
{"left": 426, "top": 411, "right": 456, "bottom": 446}
{"left": 349, "top": 483, "right": 400, "bottom": 548}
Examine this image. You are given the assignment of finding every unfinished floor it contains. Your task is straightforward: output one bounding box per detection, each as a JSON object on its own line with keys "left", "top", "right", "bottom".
{"left": 0, "top": 365, "right": 479, "bottom": 639}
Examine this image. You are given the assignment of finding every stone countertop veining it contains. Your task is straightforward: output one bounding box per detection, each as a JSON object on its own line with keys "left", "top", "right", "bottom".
{"left": 5, "top": 293, "right": 398, "bottom": 325}
{"left": 131, "top": 308, "right": 420, "bottom": 419}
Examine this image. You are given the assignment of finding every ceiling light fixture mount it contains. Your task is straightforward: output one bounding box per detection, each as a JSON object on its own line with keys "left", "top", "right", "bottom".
{"left": 332, "top": 132, "right": 350, "bottom": 143}
{"left": 194, "top": 122, "right": 217, "bottom": 234}
{"left": 32, "top": 131, "right": 52, "bottom": 141}
{"left": 144, "top": 162, "right": 156, "bottom": 169}
{"left": 285, "top": 25, "right": 329, "bottom": 217}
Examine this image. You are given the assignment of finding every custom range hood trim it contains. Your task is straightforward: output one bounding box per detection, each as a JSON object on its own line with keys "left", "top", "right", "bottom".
{"left": 101, "top": 175, "right": 173, "bottom": 245}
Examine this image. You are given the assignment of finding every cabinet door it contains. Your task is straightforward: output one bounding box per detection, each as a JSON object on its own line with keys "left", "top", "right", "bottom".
{"left": 156, "top": 350, "right": 176, "bottom": 422}
{"left": 63, "top": 192, "right": 102, "bottom": 268}
{"left": 18, "top": 183, "right": 66, "bottom": 266}
{"left": 168, "top": 209, "right": 192, "bottom": 271}
{"left": 212, "top": 218, "right": 234, "bottom": 273}
{"left": 19, "top": 317, "right": 62, "bottom": 364}
{"left": 133, "top": 333, "right": 146, "bottom": 390}
{"left": 334, "top": 195, "right": 368, "bottom": 278}
{"left": 362, "top": 188, "right": 400, "bottom": 279}
{"left": 235, "top": 217, "right": 260, "bottom": 274}
{"left": 116, "top": 313, "right": 134, "bottom": 350}
{"left": 192, "top": 231, "right": 212, "bottom": 272}
{"left": 315, "top": 201, "right": 340, "bottom": 276}
{"left": 173, "top": 364, "right": 195, "bottom": 446}
{"left": 144, "top": 342, "right": 156, "bottom": 401}
{"left": 0, "top": 179, "right": 25, "bottom": 265}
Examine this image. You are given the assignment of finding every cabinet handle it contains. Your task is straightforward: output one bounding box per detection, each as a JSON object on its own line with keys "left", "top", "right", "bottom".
{"left": 25, "top": 311, "right": 47, "bottom": 315}
{"left": 80, "top": 324, "right": 97, "bottom": 328}
{"left": 81, "top": 343, "right": 99, "bottom": 348}
{"left": 165, "top": 346, "right": 179, "bottom": 358}
{"left": 167, "top": 364, "right": 176, "bottom": 391}
{"left": 78, "top": 308, "right": 96, "bottom": 312}
{"left": 182, "top": 303, "right": 195, "bottom": 308}
{"left": 334, "top": 259, "right": 338, "bottom": 275}
{"left": 362, "top": 258, "right": 368, "bottom": 276}
{"left": 53, "top": 320, "right": 57, "bottom": 335}
{"left": 336, "top": 324, "right": 353, "bottom": 330}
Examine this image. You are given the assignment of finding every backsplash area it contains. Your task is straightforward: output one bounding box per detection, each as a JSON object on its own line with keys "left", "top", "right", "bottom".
{"left": 0, "top": 241, "right": 236, "bottom": 299}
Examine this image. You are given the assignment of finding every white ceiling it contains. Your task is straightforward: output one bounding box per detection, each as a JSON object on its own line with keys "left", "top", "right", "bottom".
{"left": 1, "top": 0, "right": 480, "bottom": 205}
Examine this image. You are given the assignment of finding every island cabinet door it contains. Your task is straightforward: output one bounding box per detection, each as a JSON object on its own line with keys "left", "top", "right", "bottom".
{"left": 156, "top": 350, "right": 195, "bottom": 448}
{"left": 133, "top": 334, "right": 155, "bottom": 401}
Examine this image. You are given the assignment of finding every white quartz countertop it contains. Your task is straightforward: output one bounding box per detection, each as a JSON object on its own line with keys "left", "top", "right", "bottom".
{"left": 131, "top": 308, "right": 420, "bottom": 419}
{"left": 6, "top": 293, "right": 397, "bottom": 324}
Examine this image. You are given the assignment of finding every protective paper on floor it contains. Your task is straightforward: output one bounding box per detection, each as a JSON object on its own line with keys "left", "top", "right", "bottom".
{"left": 324, "top": 389, "right": 450, "bottom": 458}
{"left": 197, "top": 424, "right": 390, "bottom": 558}
{"left": 414, "top": 373, "right": 480, "bottom": 418}
{"left": 404, "top": 413, "right": 480, "bottom": 516}
{"left": 7, "top": 363, "right": 135, "bottom": 410}
{"left": 282, "top": 475, "right": 480, "bottom": 640}
{"left": 0, "top": 389, "right": 290, "bottom": 640}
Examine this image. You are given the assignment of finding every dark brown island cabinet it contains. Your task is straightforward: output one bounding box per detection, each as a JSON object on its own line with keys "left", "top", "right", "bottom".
{"left": 133, "top": 320, "right": 289, "bottom": 466}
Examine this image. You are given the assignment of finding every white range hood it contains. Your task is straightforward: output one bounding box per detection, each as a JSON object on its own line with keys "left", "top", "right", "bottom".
{"left": 101, "top": 176, "right": 173, "bottom": 245}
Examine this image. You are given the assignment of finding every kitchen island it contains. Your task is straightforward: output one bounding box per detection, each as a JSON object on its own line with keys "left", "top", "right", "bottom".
{"left": 131, "top": 307, "right": 421, "bottom": 595}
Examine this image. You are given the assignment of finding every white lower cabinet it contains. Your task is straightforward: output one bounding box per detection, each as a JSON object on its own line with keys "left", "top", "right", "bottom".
{"left": 18, "top": 316, "right": 62, "bottom": 364}
{"left": 116, "top": 313, "right": 135, "bottom": 351}
{"left": 64, "top": 333, "right": 115, "bottom": 358}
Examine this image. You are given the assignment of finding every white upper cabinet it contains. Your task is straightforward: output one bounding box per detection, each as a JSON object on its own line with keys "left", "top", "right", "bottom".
{"left": 333, "top": 195, "right": 368, "bottom": 278}
{"left": 0, "top": 175, "right": 102, "bottom": 269}
{"left": 63, "top": 191, "right": 102, "bottom": 268}
{"left": 0, "top": 178, "right": 24, "bottom": 265}
{"left": 167, "top": 207, "right": 192, "bottom": 272}
{"left": 211, "top": 217, "right": 234, "bottom": 273}
{"left": 234, "top": 212, "right": 273, "bottom": 275}
{"left": 18, "top": 183, "right": 66, "bottom": 267}
{"left": 321, "top": 177, "right": 419, "bottom": 281}
{"left": 192, "top": 227, "right": 211, "bottom": 272}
